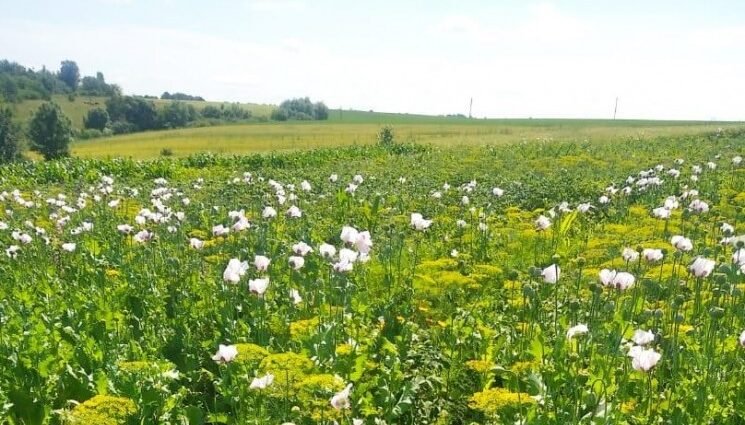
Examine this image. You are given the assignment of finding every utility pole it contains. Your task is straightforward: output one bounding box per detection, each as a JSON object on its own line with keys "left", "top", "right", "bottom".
{"left": 613, "top": 97, "right": 619, "bottom": 120}
{"left": 469, "top": 97, "right": 473, "bottom": 119}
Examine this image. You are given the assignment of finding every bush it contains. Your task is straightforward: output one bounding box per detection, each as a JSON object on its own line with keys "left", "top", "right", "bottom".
{"left": 110, "top": 120, "right": 135, "bottom": 135}
{"left": 0, "top": 107, "right": 22, "bottom": 163}
{"left": 78, "top": 128, "right": 103, "bottom": 140}
{"left": 84, "top": 107, "right": 109, "bottom": 131}
{"left": 28, "top": 102, "right": 72, "bottom": 160}
{"left": 377, "top": 125, "right": 395, "bottom": 146}
{"left": 160, "top": 148, "right": 174, "bottom": 157}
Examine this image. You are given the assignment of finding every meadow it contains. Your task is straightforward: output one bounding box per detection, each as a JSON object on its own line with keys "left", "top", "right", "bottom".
{"left": 0, "top": 127, "right": 744, "bottom": 424}
{"left": 71, "top": 117, "right": 740, "bottom": 159}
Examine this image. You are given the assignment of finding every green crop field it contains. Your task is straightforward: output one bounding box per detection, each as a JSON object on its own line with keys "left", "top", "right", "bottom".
{"left": 71, "top": 117, "right": 742, "bottom": 159}
{"left": 1, "top": 130, "right": 744, "bottom": 424}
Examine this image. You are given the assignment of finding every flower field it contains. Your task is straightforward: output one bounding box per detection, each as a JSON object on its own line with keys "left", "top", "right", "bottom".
{"left": 1, "top": 131, "right": 744, "bottom": 424}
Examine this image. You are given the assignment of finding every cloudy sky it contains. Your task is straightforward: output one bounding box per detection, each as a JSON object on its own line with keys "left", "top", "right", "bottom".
{"left": 2, "top": 0, "right": 744, "bottom": 120}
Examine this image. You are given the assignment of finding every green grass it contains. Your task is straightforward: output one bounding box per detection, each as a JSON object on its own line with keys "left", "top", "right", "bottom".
{"left": 72, "top": 117, "right": 743, "bottom": 159}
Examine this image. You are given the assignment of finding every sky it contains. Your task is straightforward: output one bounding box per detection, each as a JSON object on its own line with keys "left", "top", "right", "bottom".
{"left": 1, "top": 0, "right": 744, "bottom": 120}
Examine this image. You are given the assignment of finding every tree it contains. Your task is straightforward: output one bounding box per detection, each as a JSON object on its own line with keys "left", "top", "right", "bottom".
{"left": 0, "top": 107, "right": 22, "bottom": 163}
{"left": 105, "top": 95, "right": 158, "bottom": 131}
{"left": 84, "top": 107, "right": 109, "bottom": 130}
{"left": 58, "top": 60, "right": 80, "bottom": 91}
{"left": 28, "top": 102, "right": 72, "bottom": 160}
{"left": 272, "top": 97, "right": 329, "bottom": 121}
{"left": 158, "top": 101, "right": 197, "bottom": 128}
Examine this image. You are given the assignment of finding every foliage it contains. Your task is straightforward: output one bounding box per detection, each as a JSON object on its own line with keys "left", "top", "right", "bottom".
{"left": 58, "top": 60, "right": 81, "bottom": 91}
{"left": 84, "top": 107, "right": 110, "bottom": 131}
{"left": 271, "top": 97, "right": 329, "bottom": 121}
{"left": 28, "top": 102, "right": 72, "bottom": 160}
{"left": 161, "top": 92, "right": 205, "bottom": 101}
{"left": 0, "top": 107, "right": 22, "bottom": 163}
{"left": 0, "top": 131, "right": 743, "bottom": 424}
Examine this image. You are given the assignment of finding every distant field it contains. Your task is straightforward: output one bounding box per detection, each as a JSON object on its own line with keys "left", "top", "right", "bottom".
{"left": 72, "top": 117, "right": 743, "bottom": 159}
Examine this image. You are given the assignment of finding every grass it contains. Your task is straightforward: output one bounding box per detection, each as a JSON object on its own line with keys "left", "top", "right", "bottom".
{"left": 72, "top": 118, "right": 743, "bottom": 159}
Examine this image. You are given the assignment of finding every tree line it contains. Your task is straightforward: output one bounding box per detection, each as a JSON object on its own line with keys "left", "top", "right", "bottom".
{"left": 0, "top": 58, "right": 331, "bottom": 162}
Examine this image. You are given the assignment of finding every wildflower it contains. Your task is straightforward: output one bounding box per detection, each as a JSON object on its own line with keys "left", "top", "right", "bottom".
{"left": 333, "top": 259, "right": 354, "bottom": 273}
{"left": 61, "top": 243, "right": 76, "bottom": 252}
{"left": 598, "top": 195, "right": 610, "bottom": 204}
{"left": 262, "top": 206, "right": 277, "bottom": 219}
{"left": 431, "top": 191, "right": 442, "bottom": 199}
{"left": 292, "top": 242, "right": 313, "bottom": 256}
{"left": 353, "top": 174, "right": 364, "bottom": 184}
{"left": 566, "top": 324, "right": 588, "bottom": 339}
{"left": 629, "top": 347, "right": 661, "bottom": 372}
{"left": 254, "top": 255, "right": 271, "bottom": 272}
{"left": 577, "top": 203, "right": 592, "bottom": 213}
{"left": 212, "top": 344, "right": 238, "bottom": 364}
{"left": 329, "top": 174, "right": 338, "bottom": 182}
{"left": 249, "top": 278, "right": 270, "bottom": 296}
{"left": 622, "top": 247, "right": 639, "bottom": 262}
{"left": 411, "top": 213, "right": 432, "bottom": 231}
{"left": 721, "top": 223, "right": 734, "bottom": 235}
{"left": 688, "top": 199, "right": 709, "bottom": 214}
{"left": 492, "top": 187, "right": 504, "bottom": 197}
{"left": 733, "top": 156, "right": 742, "bottom": 165}
{"left": 732, "top": 248, "right": 745, "bottom": 266}
{"left": 670, "top": 235, "right": 693, "bottom": 252}
{"left": 300, "top": 180, "right": 311, "bottom": 192}
{"left": 212, "top": 224, "right": 229, "bottom": 236}
{"left": 286, "top": 205, "right": 302, "bottom": 218}
{"left": 632, "top": 329, "right": 655, "bottom": 346}
{"left": 652, "top": 207, "right": 671, "bottom": 219}
{"left": 599, "top": 269, "right": 635, "bottom": 290}
{"left": 340, "top": 226, "right": 359, "bottom": 244}
{"left": 250, "top": 373, "right": 274, "bottom": 390}
{"left": 290, "top": 289, "right": 302, "bottom": 305}
{"left": 461, "top": 196, "right": 470, "bottom": 206}
{"left": 289, "top": 256, "right": 305, "bottom": 270}
{"left": 541, "top": 264, "right": 560, "bottom": 284}
{"left": 456, "top": 219, "right": 467, "bottom": 228}
{"left": 330, "top": 383, "right": 353, "bottom": 410}
{"left": 642, "top": 248, "right": 664, "bottom": 262}
{"left": 451, "top": 249, "right": 459, "bottom": 257}
{"left": 223, "top": 259, "right": 249, "bottom": 283}
{"left": 133, "top": 230, "right": 153, "bottom": 243}
{"left": 345, "top": 183, "right": 358, "bottom": 194}
{"left": 535, "top": 215, "right": 551, "bottom": 231}
{"left": 339, "top": 248, "right": 359, "bottom": 264}
{"left": 354, "top": 231, "right": 372, "bottom": 254}
{"left": 319, "top": 243, "right": 337, "bottom": 258}
{"left": 6, "top": 245, "right": 20, "bottom": 258}
{"left": 739, "top": 330, "right": 745, "bottom": 347}
{"left": 232, "top": 218, "right": 250, "bottom": 232}
{"left": 189, "top": 238, "right": 204, "bottom": 249}
{"left": 689, "top": 257, "right": 715, "bottom": 278}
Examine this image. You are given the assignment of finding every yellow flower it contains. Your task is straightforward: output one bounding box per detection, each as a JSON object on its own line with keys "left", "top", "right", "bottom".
{"left": 469, "top": 387, "right": 535, "bottom": 416}
{"left": 67, "top": 395, "right": 137, "bottom": 425}
{"left": 465, "top": 359, "right": 493, "bottom": 374}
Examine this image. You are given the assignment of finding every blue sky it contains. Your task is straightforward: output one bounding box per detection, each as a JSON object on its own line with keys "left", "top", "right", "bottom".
{"left": 2, "top": 0, "right": 744, "bottom": 120}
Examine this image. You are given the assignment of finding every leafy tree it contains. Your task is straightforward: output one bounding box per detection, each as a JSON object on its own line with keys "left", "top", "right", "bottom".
{"left": 272, "top": 97, "right": 329, "bottom": 121}
{"left": 80, "top": 72, "right": 116, "bottom": 96}
{"left": 161, "top": 92, "right": 205, "bottom": 101}
{"left": 28, "top": 102, "right": 72, "bottom": 160}
{"left": 106, "top": 95, "right": 158, "bottom": 131}
{"left": 159, "top": 101, "right": 197, "bottom": 128}
{"left": 58, "top": 60, "right": 80, "bottom": 91}
{"left": 201, "top": 105, "right": 222, "bottom": 119}
{"left": 84, "top": 107, "right": 109, "bottom": 130}
{"left": 0, "top": 107, "right": 22, "bottom": 163}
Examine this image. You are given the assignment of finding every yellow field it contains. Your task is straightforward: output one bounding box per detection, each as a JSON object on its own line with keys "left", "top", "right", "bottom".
{"left": 71, "top": 120, "right": 742, "bottom": 159}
